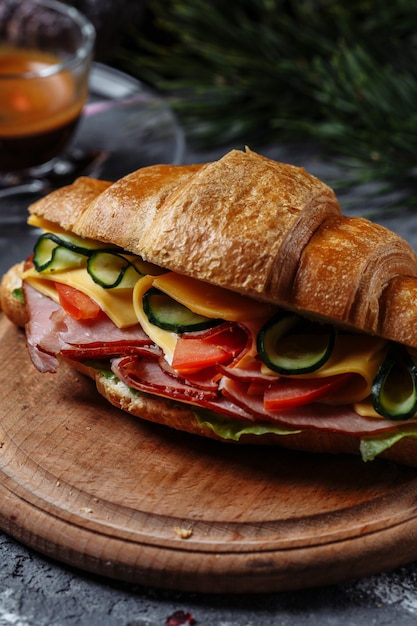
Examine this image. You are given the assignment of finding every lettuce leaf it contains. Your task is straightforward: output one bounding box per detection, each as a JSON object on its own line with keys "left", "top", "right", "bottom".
{"left": 12, "top": 287, "right": 24, "bottom": 303}
{"left": 360, "top": 428, "right": 417, "bottom": 462}
{"left": 197, "top": 409, "right": 417, "bottom": 462}
{"left": 195, "top": 410, "right": 300, "bottom": 441}
{"left": 92, "top": 373, "right": 417, "bottom": 461}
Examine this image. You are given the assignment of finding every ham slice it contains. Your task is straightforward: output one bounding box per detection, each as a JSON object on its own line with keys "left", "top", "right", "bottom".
{"left": 24, "top": 283, "right": 62, "bottom": 373}
{"left": 23, "top": 283, "right": 409, "bottom": 438}
{"left": 111, "top": 354, "right": 405, "bottom": 436}
{"left": 23, "top": 284, "right": 157, "bottom": 372}
{"left": 220, "top": 377, "right": 408, "bottom": 435}
{"left": 158, "top": 358, "right": 219, "bottom": 392}
{"left": 111, "top": 355, "right": 255, "bottom": 421}
{"left": 112, "top": 356, "right": 219, "bottom": 403}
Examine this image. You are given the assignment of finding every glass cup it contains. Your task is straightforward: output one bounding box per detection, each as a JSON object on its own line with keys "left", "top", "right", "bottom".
{"left": 0, "top": 0, "right": 95, "bottom": 186}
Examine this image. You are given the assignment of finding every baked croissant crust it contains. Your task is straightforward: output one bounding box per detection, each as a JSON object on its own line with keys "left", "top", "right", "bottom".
{"left": 27, "top": 147, "right": 417, "bottom": 347}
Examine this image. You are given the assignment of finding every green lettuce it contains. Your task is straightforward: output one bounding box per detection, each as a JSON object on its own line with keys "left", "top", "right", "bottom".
{"left": 360, "top": 428, "right": 417, "bottom": 462}
{"left": 195, "top": 410, "right": 300, "bottom": 441}
{"left": 92, "top": 371, "right": 417, "bottom": 462}
{"left": 197, "top": 409, "right": 417, "bottom": 462}
{"left": 12, "top": 287, "right": 24, "bottom": 303}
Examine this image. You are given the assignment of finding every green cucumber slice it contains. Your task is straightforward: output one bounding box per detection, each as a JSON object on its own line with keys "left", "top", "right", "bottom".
{"left": 257, "top": 311, "right": 335, "bottom": 375}
{"left": 371, "top": 346, "right": 417, "bottom": 420}
{"left": 87, "top": 251, "right": 143, "bottom": 289}
{"left": 33, "top": 233, "right": 107, "bottom": 272}
{"left": 33, "top": 233, "right": 157, "bottom": 288}
{"left": 143, "top": 287, "right": 222, "bottom": 333}
{"left": 33, "top": 234, "right": 86, "bottom": 272}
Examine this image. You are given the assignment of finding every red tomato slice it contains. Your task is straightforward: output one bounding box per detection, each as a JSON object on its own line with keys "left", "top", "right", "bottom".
{"left": 172, "top": 326, "right": 248, "bottom": 373}
{"left": 55, "top": 283, "right": 101, "bottom": 321}
{"left": 264, "top": 373, "right": 353, "bottom": 410}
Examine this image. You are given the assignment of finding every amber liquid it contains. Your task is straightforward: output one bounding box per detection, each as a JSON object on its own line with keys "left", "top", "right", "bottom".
{"left": 0, "top": 47, "right": 87, "bottom": 171}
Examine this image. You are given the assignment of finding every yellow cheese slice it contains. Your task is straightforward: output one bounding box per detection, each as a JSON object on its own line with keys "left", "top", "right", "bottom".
{"left": 28, "top": 215, "right": 116, "bottom": 251}
{"left": 28, "top": 214, "right": 66, "bottom": 233}
{"left": 22, "top": 266, "right": 138, "bottom": 328}
{"left": 354, "top": 399, "right": 384, "bottom": 418}
{"left": 354, "top": 398, "right": 417, "bottom": 419}
{"left": 152, "top": 271, "right": 276, "bottom": 321}
{"left": 261, "top": 333, "right": 387, "bottom": 404}
{"left": 133, "top": 275, "right": 178, "bottom": 364}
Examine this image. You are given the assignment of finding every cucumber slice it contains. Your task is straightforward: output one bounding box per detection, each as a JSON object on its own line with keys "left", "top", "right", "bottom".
{"left": 87, "top": 251, "right": 143, "bottom": 289}
{"left": 371, "top": 346, "right": 417, "bottom": 420}
{"left": 123, "top": 255, "right": 166, "bottom": 277}
{"left": 143, "top": 287, "right": 222, "bottom": 332}
{"left": 33, "top": 233, "right": 156, "bottom": 287}
{"left": 257, "top": 311, "right": 335, "bottom": 375}
{"left": 33, "top": 234, "right": 86, "bottom": 272}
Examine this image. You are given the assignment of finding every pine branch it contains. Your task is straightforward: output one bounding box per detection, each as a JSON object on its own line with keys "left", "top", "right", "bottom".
{"left": 119, "top": 0, "right": 417, "bottom": 210}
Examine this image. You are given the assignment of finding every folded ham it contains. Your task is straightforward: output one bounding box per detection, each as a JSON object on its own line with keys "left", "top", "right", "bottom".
{"left": 3, "top": 147, "right": 417, "bottom": 468}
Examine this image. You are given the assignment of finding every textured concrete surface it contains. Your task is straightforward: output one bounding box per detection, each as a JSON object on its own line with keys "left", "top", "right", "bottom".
{"left": 3, "top": 531, "right": 417, "bottom": 626}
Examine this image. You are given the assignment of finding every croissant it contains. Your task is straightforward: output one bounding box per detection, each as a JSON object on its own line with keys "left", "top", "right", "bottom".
{"left": 25, "top": 148, "right": 417, "bottom": 344}
{"left": 3, "top": 147, "right": 417, "bottom": 467}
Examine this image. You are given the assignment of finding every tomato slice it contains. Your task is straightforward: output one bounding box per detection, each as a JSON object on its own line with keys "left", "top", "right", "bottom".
{"left": 55, "top": 283, "right": 101, "bottom": 321}
{"left": 172, "top": 326, "right": 248, "bottom": 373}
{"left": 264, "top": 373, "right": 353, "bottom": 410}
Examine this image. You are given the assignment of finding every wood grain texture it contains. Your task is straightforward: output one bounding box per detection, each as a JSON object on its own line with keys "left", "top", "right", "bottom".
{"left": 1, "top": 312, "right": 417, "bottom": 593}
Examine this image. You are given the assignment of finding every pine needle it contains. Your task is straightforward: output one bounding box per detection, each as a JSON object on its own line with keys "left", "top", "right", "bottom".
{"left": 119, "top": 0, "right": 417, "bottom": 211}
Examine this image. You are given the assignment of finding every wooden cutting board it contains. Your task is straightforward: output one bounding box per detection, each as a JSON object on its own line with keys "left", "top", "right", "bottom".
{"left": 2, "top": 312, "right": 417, "bottom": 594}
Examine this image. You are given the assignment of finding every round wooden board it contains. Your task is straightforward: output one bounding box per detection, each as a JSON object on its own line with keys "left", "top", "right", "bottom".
{"left": 2, "top": 313, "right": 417, "bottom": 593}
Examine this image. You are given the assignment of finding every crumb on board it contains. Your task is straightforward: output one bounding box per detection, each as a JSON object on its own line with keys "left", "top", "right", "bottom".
{"left": 173, "top": 526, "right": 193, "bottom": 539}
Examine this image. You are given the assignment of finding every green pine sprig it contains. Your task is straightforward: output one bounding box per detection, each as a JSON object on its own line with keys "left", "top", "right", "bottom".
{"left": 119, "top": 0, "right": 417, "bottom": 211}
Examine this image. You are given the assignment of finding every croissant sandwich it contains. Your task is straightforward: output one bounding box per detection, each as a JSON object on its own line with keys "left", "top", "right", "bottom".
{"left": 3, "top": 148, "right": 417, "bottom": 467}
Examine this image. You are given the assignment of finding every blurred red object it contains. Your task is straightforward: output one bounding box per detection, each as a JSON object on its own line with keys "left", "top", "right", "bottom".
{"left": 165, "top": 610, "right": 196, "bottom": 626}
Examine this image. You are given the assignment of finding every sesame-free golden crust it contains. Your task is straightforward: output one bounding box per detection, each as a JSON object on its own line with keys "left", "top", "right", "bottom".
{"left": 74, "top": 163, "right": 204, "bottom": 251}
{"left": 0, "top": 263, "right": 26, "bottom": 328}
{"left": 25, "top": 147, "right": 417, "bottom": 347}
{"left": 291, "top": 216, "right": 417, "bottom": 338}
{"left": 28, "top": 177, "right": 112, "bottom": 231}
{"left": 137, "top": 149, "right": 341, "bottom": 299}
{"left": 27, "top": 148, "right": 342, "bottom": 302}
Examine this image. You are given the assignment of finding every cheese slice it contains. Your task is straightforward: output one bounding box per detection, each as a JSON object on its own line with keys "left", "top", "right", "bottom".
{"left": 317, "top": 334, "right": 386, "bottom": 403}
{"left": 22, "top": 266, "right": 138, "bottom": 328}
{"left": 261, "top": 333, "right": 387, "bottom": 404}
{"left": 153, "top": 271, "right": 276, "bottom": 321}
{"left": 354, "top": 399, "right": 417, "bottom": 420}
{"left": 28, "top": 214, "right": 66, "bottom": 233}
{"left": 133, "top": 275, "right": 178, "bottom": 364}
{"left": 28, "top": 214, "right": 107, "bottom": 250}
{"left": 354, "top": 399, "right": 384, "bottom": 418}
